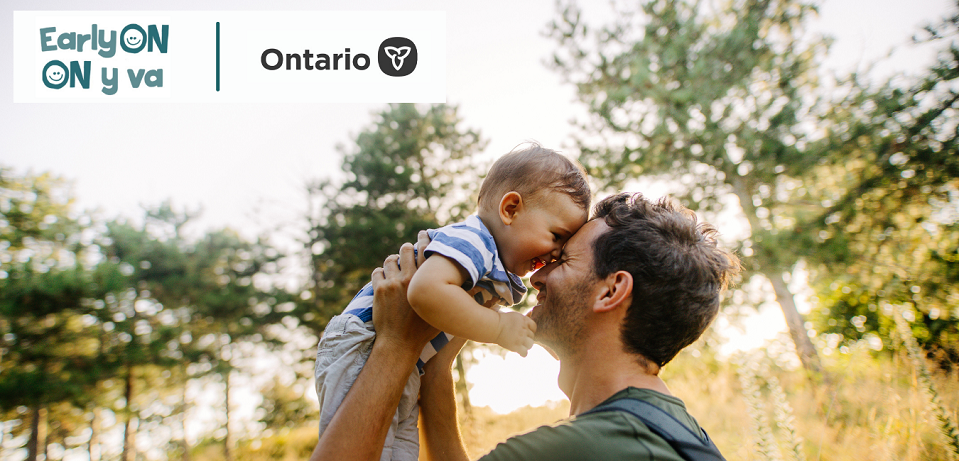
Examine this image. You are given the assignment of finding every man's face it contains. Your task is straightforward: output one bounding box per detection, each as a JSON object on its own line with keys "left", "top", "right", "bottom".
{"left": 528, "top": 219, "right": 607, "bottom": 356}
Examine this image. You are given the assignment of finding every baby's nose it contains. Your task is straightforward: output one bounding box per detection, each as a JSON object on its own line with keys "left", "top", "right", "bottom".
{"left": 549, "top": 247, "right": 562, "bottom": 260}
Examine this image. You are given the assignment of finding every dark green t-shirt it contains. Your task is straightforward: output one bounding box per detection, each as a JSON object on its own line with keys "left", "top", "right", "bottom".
{"left": 479, "top": 387, "right": 702, "bottom": 461}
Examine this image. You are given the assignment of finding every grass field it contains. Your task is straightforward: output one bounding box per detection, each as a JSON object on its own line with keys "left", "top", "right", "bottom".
{"left": 207, "top": 344, "right": 958, "bottom": 460}
{"left": 456, "top": 346, "right": 959, "bottom": 461}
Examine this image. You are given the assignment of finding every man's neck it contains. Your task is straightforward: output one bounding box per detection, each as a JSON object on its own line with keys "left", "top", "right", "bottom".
{"left": 558, "top": 339, "right": 672, "bottom": 416}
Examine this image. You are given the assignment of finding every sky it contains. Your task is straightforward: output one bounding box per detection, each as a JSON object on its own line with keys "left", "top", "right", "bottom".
{"left": 2, "top": 0, "right": 955, "bottom": 421}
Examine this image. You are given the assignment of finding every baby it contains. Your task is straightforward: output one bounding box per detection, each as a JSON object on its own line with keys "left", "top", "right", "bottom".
{"left": 314, "top": 143, "right": 591, "bottom": 461}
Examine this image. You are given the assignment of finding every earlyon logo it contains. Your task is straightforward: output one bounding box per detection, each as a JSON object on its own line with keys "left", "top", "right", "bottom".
{"left": 378, "top": 37, "right": 417, "bottom": 77}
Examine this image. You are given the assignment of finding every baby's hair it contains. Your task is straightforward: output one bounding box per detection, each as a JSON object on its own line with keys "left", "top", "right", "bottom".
{"left": 477, "top": 142, "right": 591, "bottom": 212}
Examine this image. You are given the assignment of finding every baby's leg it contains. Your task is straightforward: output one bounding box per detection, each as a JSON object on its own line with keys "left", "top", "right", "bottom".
{"left": 314, "top": 313, "right": 377, "bottom": 437}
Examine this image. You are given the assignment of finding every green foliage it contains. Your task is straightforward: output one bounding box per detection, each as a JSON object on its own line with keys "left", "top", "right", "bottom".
{"left": 0, "top": 168, "right": 293, "bottom": 459}
{"left": 549, "top": 0, "right": 825, "bottom": 207}
{"left": 0, "top": 168, "right": 102, "bottom": 461}
{"left": 800, "top": 7, "right": 959, "bottom": 364}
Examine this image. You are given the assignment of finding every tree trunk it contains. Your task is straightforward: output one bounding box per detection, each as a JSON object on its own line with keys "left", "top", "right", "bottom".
{"left": 122, "top": 367, "right": 136, "bottom": 461}
{"left": 454, "top": 353, "right": 473, "bottom": 418}
{"left": 91, "top": 334, "right": 103, "bottom": 461}
{"left": 730, "top": 175, "right": 823, "bottom": 374}
{"left": 27, "top": 404, "right": 40, "bottom": 461}
{"left": 179, "top": 373, "right": 192, "bottom": 461}
{"left": 39, "top": 407, "right": 48, "bottom": 461}
{"left": 767, "top": 270, "right": 822, "bottom": 374}
{"left": 89, "top": 406, "right": 101, "bottom": 461}
{"left": 224, "top": 370, "right": 232, "bottom": 461}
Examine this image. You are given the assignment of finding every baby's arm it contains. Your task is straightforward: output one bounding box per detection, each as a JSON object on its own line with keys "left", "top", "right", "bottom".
{"left": 407, "top": 255, "right": 536, "bottom": 357}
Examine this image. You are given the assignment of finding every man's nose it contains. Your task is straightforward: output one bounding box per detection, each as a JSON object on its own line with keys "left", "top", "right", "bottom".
{"left": 530, "top": 260, "right": 555, "bottom": 289}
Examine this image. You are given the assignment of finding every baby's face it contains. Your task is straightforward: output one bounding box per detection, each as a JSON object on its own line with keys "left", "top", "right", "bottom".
{"left": 500, "top": 193, "right": 588, "bottom": 276}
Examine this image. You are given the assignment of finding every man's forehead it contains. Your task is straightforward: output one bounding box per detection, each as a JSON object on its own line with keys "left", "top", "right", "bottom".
{"left": 565, "top": 218, "right": 608, "bottom": 255}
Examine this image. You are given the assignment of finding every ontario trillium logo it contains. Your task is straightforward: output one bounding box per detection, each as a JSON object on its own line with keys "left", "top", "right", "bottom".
{"left": 384, "top": 46, "right": 411, "bottom": 71}
{"left": 378, "top": 37, "right": 417, "bottom": 77}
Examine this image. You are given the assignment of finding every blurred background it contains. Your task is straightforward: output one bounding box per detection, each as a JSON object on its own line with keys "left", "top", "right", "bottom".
{"left": 2, "top": 0, "right": 958, "bottom": 460}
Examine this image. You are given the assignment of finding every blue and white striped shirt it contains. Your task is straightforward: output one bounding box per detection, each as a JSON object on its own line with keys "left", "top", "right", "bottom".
{"left": 342, "top": 215, "right": 527, "bottom": 370}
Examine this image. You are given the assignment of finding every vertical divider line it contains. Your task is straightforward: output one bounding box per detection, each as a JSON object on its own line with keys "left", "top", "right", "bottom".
{"left": 216, "top": 22, "right": 220, "bottom": 92}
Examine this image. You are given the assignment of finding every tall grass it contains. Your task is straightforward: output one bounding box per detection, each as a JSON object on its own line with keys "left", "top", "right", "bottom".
{"left": 738, "top": 358, "right": 785, "bottom": 461}
{"left": 454, "top": 344, "right": 958, "bottom": 461}
{"left": 219, "top": 337, "right": 958, "bottom": 461}
{"left": 893, "top": 304, "right": 959, "bottom": 460}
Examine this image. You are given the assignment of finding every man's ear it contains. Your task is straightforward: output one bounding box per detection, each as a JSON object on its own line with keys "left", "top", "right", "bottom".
{"left": 499, "top": 191, "right": 523, "bottom": 226}
{"left": 593, "top": 271, "right": 633, "bottom": 313}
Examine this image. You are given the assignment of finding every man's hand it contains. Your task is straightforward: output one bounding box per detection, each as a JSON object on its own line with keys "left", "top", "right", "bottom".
{"left": 310, "top": 233, "right": 436, "bottom": 461}
{"left": 494, "top": 311, "right": 537, "bottom": 357}
{"left": 371, "top": 242, "right": 439, "bottom": 353}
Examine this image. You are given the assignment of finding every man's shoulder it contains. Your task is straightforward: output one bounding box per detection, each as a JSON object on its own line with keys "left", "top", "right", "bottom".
{"left": 478, "top": 415, "right": 636, "bottom": 461}
{"left": 480, "top": 389, "right": 692, "bottom": 461}
{"left": 610, "top": 387, "right": 704, "bottom": 435}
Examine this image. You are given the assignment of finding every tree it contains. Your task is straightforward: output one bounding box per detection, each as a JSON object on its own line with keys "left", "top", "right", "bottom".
{"left": 801, "top": 7, "right": 959, "bottom": 366}
{"left": 548, "top": 0, "right": 829, "bottom": 373}
{"left": 97, "top": 203, "right": 288, "bottom": 461}
{"left": 189, "top": 228, "right": 284, "bottom": 461}
{"left": 0, "top": 168, "right": 98, "bottom": 461}
{"left": 96, "top": 215, "right": 188, "bottom": 461}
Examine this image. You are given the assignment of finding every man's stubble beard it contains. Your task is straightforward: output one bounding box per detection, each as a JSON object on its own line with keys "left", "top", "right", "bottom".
{"left": 533, "top": 276, "right": 593, "bottom": 358}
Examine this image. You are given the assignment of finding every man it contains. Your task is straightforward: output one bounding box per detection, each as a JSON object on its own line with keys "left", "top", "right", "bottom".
{"left": 311, "top": 192, "right": 740, "bottom": 461}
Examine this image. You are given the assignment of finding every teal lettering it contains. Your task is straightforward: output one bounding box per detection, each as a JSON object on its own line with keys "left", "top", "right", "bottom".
{"left": 147, "top": 25, "right": 168, "bottom": 53}
{"left": 69, "top": 61, "right": 91, "bottom": 89}
{"left": 42, "top": 60, "right": 67, "bottom": 89}
{"left": 98, "top": 29, "right": 116, "bottom": 58}
{"left": 77, "top": 33, "right": 91, "bottom": 52}
{"left": 120, "top": 24, "right": 146, "bottom": 53}
{"left": 101, "top": 67, "right": 118, "bottom": 95}
{"left": 57, "top": 32, "right": 76, "bottom": 50}
{"left": 144, "top": 69, "right": 163, "bottom": 87}
{"left": 127, "top": 68, "right": 145, "bottom": 87}
{"left": 40, "top": 27, "right": 57, "bottom": 51}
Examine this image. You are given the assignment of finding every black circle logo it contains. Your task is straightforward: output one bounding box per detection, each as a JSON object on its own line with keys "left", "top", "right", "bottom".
{"left": 378, "top": 37, "right": 417, "bottom": 77}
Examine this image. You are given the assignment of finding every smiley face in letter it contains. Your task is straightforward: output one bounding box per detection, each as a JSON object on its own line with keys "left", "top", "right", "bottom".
{"left": 46, "top": 66, "right": 65, "bottom": 84}
{"left": 124, "top": 29, "right": 143, "bottom": 48}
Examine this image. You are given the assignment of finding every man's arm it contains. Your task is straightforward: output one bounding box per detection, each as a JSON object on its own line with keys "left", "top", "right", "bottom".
{"left": 419, "top": 335, "right": 470, "bottom": 461}
{"left": 310, "top": 241, "right": 437, "bottom": 461}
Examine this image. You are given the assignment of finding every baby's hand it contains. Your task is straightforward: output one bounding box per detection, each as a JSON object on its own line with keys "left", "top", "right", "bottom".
{"left": 494, "top": 311, "right": 537, "bottom": 357}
